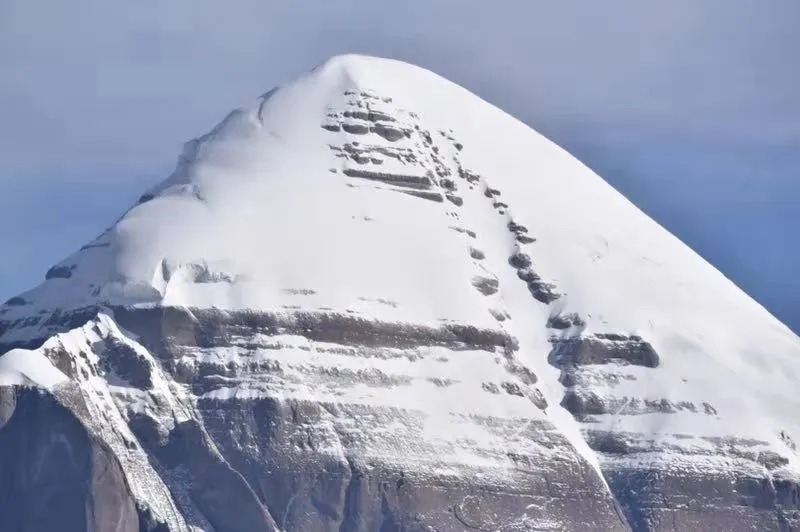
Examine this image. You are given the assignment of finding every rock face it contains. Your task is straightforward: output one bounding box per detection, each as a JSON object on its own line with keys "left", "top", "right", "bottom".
{"left": 1, "top": 55, "right": 800, "bottom": 531}
{"left": 0, "top": 386, "right": 141, "bottom": 532}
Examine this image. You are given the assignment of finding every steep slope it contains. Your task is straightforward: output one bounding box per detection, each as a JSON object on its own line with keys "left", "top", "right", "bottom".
{"left": 1, "top": 54, "right": 799, "bottom": 531}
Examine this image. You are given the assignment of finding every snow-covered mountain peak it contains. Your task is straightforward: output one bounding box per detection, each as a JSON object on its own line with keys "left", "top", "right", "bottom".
{"left": 3, "top": 52, "right": 800, "bottom": 437}
{"left": 2, "top": 55, "right": 800, "bottom": 531}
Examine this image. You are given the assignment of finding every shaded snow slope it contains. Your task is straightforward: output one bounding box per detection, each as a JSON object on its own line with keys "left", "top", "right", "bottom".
{"left": 1, "top": 54, "right": 800, "bottom": 530}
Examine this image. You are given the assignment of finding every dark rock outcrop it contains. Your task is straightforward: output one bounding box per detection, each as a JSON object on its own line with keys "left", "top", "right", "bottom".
{"left": 45, "top": 264, "right": 77, "bottom": 280}
{"left": 605, "top": 465, "right": 800, "bottom": 532}
{"left": 0, "top": 386, "right": 143, "bottom": 532}
{"left": 551, "top": 334, "right": 660, "bottom": 368}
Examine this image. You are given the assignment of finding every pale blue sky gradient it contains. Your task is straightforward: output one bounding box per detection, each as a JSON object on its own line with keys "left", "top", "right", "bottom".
{"left": 1, "top": 1, "right": 798, "bottom": 332}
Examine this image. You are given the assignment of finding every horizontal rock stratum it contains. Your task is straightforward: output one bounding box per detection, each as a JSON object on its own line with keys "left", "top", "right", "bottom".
{"left": 1, "top": 54, "right": 800, "bottom": 531}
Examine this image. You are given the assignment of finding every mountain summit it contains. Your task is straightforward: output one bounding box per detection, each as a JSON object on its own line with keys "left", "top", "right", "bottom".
{"left": 1, "top": 54, "right": 799, "bottom": 531}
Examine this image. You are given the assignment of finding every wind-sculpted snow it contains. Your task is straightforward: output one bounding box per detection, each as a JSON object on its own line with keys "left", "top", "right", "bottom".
{"left": 1, "top": 54, "right": 800, "bottom": 530}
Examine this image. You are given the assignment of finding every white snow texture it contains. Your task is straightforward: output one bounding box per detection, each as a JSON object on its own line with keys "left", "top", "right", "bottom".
{"left": 2, "top": 54, "right": 800, "bottom": 489}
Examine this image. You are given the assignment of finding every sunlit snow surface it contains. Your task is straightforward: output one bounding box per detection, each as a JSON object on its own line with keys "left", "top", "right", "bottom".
{"left": 2, "top": 55, "right": 800, "bottom": 526}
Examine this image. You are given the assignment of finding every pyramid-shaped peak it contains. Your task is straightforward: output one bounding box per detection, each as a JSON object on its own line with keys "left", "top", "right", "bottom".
{"left": 1, "top": 55, "right": 797, "bottom": 365}
{"left": 2, "top": 56, "right": 800, "bottom": 531}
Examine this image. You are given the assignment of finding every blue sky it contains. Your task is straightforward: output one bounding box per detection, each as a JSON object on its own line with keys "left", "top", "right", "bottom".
{"left": 1, "top": 1, "right": 798, "bottom": 333}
